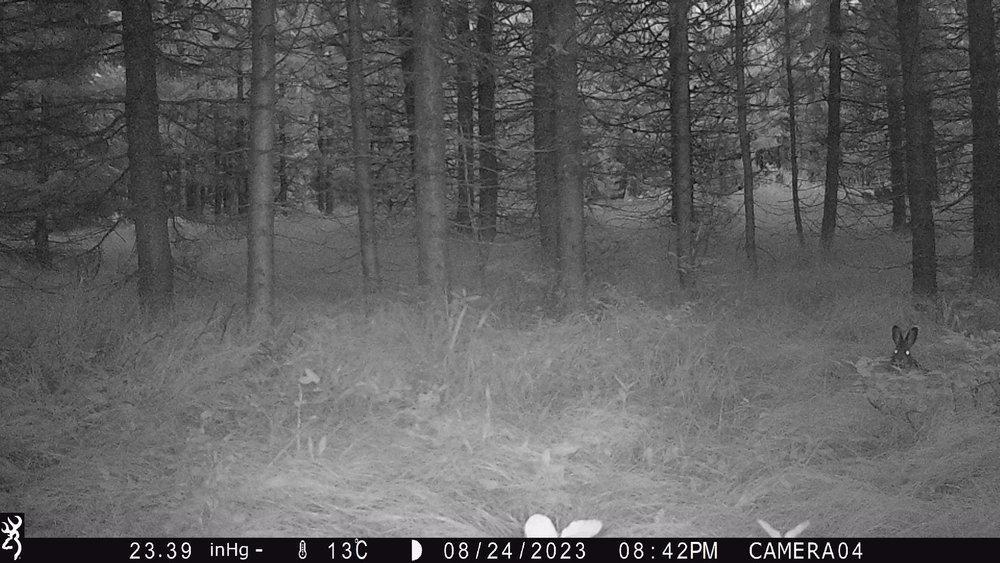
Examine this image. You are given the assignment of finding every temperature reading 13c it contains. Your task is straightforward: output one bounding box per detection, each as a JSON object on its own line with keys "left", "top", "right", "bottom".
{"left": 328, "top": 539, "right": 369, "bottom": 560}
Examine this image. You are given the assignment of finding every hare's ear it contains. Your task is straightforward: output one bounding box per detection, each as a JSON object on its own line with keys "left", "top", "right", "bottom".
{"left": 785, "top": 520, "right": 810, "bottom": 538}
{"left": 892, "top": 325, "right": 904, "bottom": 346}
{"left": 758, "top": 519, "right": 782, "bottom": 538}
{"left": 560, "top": 519, "right": 602, "bottom": 538}
{"left": 905, "top": 326, "right": 918, "bottom": 347}
{"left": 524, "top": 514, "right": 559, "bottom": 538}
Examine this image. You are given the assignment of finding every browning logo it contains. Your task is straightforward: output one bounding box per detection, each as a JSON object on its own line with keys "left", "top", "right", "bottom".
{"left": 1, "top": 515, "right": 22, "bottom": 561}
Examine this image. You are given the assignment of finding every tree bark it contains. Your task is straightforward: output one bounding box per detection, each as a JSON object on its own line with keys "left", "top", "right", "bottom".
{"left": 967, "top": 0, "right": 1000, "bottom": 278}
{"left": 886, "top": 76, "right": 908, "bottom": 230}
{"left": 413, "top": 0, "right": 449, "bottom": 293}
{"left": 922, "top": 112, "right": 938, "bottom": 201}
{"left": 275, "top": 82, "right": 290, "bottom": 204}
{"left": 314, "top": 106, "right": 332, "bottom": 214}
{"left": 735, "top": 0, "right": 757, "bottom": 276}
{"left": 121, "top": 0, "right": 173, "bottom": 312}
{"left": 864, "top": 0, "right": 909, "bottom": 230}
{"left": 235, "top": 71, "right": 249, "bottom": 215}
{"left": 820, "top": 0, "right": 842, "bottom": 252}
{"left": 532, "top": 0, "right": 558, "bottom": 259}
{"left": 396, "top": 0, "right": 417, "bottom": 179}
{"left": 347, "top": 0, "right": 381, "bottom": 290}
{"left": 453, "top": 0, "right": 476, "bottom": 231}
{"left": 213, "top": 117, "right": 225, "bottom": 216}
{"left": 247, "top": 0, "right": 276, "bottom": 326}
{"left": 897, "top": 0, "right": 938, "bottom": 296}
{"left": 552, "top": 0, "right": 585, "bottom": 310}
{"left": 183, "top": 153, "right": 203, "bottom": 213}
{"left": 477, "top": 0, "right": 499, "bottom": 242}
{"left": 968, "top": 0, "right": 1000, "bottom": 276}
{"left": 670, "top": 0, "right": 694, "bottom": 286}
{"left": 782, "top": 0, "right": 803, "bottom": 245}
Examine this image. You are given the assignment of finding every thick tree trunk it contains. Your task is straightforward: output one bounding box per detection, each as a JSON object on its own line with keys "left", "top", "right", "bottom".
{"left": 820, "top": 0, "right": 842, "bottom": 252}
{"left": 886, "top": 77, "right": 908, "bottom": 230}
{"left": 347, "top": 0, "right": 381, "bottom": 290}
{"left": 670, "top": 0, "right": 694, "bottom": 286}
{"left": 922, "top": 113, "right": 938, "bottom": 201}
{"left": 247, "top": 0, "right": 276, "bottom": 326}
{"left": 897, "top": 0, "right": 938, "bottom": 296}
{"left": 552, "top": 0, "right": 585, "bottom": 310}
{"left": 968, "top": 0, "right": 1000, "bottom": 276}
{"left": 413, "top": 0, "right": 449, "bottom": 293}
{"left": 121, "top": 0, "right": 173, "bottom": 312}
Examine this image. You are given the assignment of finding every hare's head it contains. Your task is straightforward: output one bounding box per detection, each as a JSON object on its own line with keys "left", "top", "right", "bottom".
{"left": 891, "top": 325, "right": 919, "bottom": 369}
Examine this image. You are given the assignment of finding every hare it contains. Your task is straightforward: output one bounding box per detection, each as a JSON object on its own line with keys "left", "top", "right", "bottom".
{"left": 861, "top": 325, "right": 952, "bottom": 428}
{"left": 890, "top": 325, "right": 919, "bottom": 369}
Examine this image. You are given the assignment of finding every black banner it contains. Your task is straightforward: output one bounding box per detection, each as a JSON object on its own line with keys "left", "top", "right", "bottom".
{"left": 4, "top": 537, "right": 995, "bottom": 562}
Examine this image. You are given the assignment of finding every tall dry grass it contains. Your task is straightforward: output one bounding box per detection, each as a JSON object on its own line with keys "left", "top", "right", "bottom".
{"left": 2, "top": 207, "right": 1000, "bottom": 536}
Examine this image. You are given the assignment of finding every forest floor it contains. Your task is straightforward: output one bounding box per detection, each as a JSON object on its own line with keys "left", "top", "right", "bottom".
{"left": 2, "top": 173, "right": 1000, "bottom": 537}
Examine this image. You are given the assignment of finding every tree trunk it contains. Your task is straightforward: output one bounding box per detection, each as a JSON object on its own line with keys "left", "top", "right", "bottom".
{"left": 866, "top": 0, "right": 909, "bottom": 230}
{"left": 247, "top": 0, "right": 276, "bottom": 327}
{"left": 897, "top": 0, "right": 938, "bottom": 296}
{"left": 121, "top": 0, "right": 173, "bottom": 312}
{"left": 182, "top": 153, "right": 202, "bottom": 214}
{"left": 922, "top": 112, "right": 938, "bottom": 201}
{"left": 413, "top": 0, "right": 449, "bottom": 294}
{"left": 477, "top": 0, "right": 499, "bottom": 242}
{"left": 276, "top": 82, "right": 290, "bottom": 204}
{"left": 886, "top": 77, "right": 908, "bottom": 230}
{"left": 396, "top": 0, "right": 417, "bottom": 179}
{"left": 315, "top": 106, "right": 332, "bottom": 214}
{"left": 453, "top": 0, "right": 476, "bottom": 231}
{"left": 238, "top": 71, "right": 251, "bottom": 215}
{"left": 820, "top": 0, "right": 842, "bottom": 252}
{"left": 969, "top": 0, "right": 1000, "bottom": 276}
{"left": 347, "top": 0, "right": 381, "bottom": 290}
{"left": 213, "top": 117, "right": 225, "bottom": 216}
{"left": 532, "top": 0, "right": 558, "bottom": 259}
{"left": 735, "top": 0, "right": 757, "bottom": 276}
{"left": 782, "top": 0, "right": 804, "bottom": 245}
{"left": 226, "top": 93, "right": 242, "bottom": 217}
{"left": 552, "top": 0, "right": 585, "bottom": 310}
{"left": 670, "top": 0, "right": 694, "bottom": 286}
